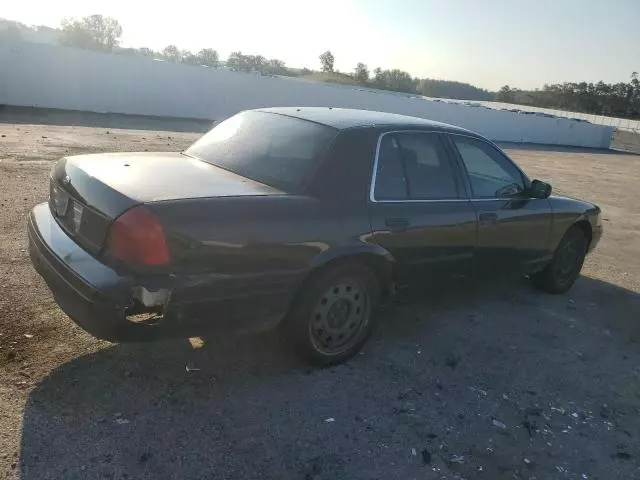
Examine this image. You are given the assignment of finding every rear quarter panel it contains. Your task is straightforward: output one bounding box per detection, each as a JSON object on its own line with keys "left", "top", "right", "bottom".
{"left": 149, "top": 195, "right": 377, "bottom": 278}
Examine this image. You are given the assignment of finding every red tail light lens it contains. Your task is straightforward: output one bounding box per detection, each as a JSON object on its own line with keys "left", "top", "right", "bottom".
{"left": 105, "top": 206, "right": 170, "bottom": 267}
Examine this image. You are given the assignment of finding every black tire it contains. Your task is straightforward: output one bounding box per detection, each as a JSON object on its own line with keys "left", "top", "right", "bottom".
{"left": 531, "top": 226, "right": 588, "bottom": 294}
{"left": 283, "top": 263, "right": 381, "bottom": 366}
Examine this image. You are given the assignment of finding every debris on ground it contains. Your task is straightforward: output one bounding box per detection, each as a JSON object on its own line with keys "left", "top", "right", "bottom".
{"left": 324, "top": 417, "right": 335, "bottom": 423}
{"left": 492, "top": 419, "right": 507, "bottom": 429}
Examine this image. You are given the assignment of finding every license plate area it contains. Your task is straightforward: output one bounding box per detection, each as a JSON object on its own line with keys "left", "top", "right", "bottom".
{"left": 69, "top": 200, "right": 84, "bottom": 233}
{"left": 50, "top": 182, "right": 84, "bottom": 233}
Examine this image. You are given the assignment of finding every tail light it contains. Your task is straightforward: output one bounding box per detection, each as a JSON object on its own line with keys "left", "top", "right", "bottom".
{"left": 105, "top": 206, "right": 170, "bottom": 267}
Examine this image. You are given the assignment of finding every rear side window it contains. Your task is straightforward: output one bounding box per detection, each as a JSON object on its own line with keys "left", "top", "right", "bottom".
{"left": 185, "top": 111, "right": 336, "bottom": 192}
{"left": 373, "top": 132, "right": 459, "bottom": 201}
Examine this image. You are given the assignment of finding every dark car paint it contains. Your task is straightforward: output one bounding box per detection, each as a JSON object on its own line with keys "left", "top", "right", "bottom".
{"left": 29, "top": 108, "right": 602, "bottom": 341}
{"left": 53, "top": 152, "right": 283, "bottom": 213}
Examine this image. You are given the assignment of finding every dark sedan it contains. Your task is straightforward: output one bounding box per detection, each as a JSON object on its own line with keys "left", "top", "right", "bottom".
{"left": 28, "top": 108, "right": 602, "bottom": 364}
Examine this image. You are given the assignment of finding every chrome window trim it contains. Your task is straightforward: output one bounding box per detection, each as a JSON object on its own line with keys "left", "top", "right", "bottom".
{"left": 369, "top": 130, "right": 468, "bottom": 204}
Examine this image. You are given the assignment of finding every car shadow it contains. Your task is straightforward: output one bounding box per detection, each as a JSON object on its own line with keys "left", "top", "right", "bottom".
{"left": 18, "top": 276, "right": 640, "bottom": 479}
{"left": 0, "top": 106, "right": 213, "bottom": 133}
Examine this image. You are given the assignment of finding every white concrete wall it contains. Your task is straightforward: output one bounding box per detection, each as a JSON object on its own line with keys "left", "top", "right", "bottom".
{"left": 0, "top": 42, "right": 613, "bottom": 148}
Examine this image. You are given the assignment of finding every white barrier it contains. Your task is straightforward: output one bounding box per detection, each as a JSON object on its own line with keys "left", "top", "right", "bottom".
{"left": 0, "top": 42, "right": 613, "bottom": 148}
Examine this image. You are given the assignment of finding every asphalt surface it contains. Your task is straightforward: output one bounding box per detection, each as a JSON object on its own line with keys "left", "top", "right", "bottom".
{"left": 0, "top": 113, "right": 639, "bottom": 479}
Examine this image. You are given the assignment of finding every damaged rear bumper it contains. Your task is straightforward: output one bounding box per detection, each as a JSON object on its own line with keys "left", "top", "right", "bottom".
{"left": 28, "top": 203, "right": 298, "bottom": 342}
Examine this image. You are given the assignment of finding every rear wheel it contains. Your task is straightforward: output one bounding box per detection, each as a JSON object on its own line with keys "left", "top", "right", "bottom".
{"left": 284, "top": 263, "right": 380, "bottom": 366}
{"left": 531, "top": 226, "right": 588, "bottom": 294}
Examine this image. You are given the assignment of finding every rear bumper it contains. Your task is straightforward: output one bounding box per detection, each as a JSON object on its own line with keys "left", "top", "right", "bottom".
{"left": 28, "top": 203, "right": 299, "bottom": 341}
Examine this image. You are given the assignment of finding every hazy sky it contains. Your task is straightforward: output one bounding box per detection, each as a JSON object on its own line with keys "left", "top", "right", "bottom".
{"left": 3, "top": 0, "right": 639, "bottom": 90}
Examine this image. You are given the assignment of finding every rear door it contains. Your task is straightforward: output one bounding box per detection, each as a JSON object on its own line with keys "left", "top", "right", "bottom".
{"left": 367, "top": 130, "right": 477, "bottom": 283}
{"left": 446, "top": 134, "right": 553, "bottom": 275}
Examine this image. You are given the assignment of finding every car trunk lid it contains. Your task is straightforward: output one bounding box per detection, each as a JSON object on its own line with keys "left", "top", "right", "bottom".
{"left": 49, "top": 152, "right": 283, "bottom": 254}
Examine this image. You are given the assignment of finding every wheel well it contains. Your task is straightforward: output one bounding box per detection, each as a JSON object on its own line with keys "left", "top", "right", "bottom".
{"left": 574, "top": 220, "right": 593, "bottom": 248}
{"left": 293, "top": 253, "right": 394, "bottom": 306}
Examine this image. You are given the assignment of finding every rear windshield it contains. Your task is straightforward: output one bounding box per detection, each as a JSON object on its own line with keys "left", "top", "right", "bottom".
{"left": 185, "top": 111, "right": 337, "bottom": 192}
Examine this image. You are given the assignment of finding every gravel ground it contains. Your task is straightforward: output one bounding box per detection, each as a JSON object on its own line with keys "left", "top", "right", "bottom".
{"left": 0, "top": 114, "right": 639, "bottom": 480}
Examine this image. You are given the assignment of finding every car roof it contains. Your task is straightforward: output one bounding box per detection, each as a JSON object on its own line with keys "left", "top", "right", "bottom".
{"left": 254, "top": 107, "right": 479, "bottom": 136}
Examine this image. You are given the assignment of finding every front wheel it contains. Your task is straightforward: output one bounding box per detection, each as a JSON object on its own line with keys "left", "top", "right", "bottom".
{"left": 531, "top": 226, "right": 588, "bottom": 294}
{"left": 284, "top": 263, "right": 380, "bottom": 366}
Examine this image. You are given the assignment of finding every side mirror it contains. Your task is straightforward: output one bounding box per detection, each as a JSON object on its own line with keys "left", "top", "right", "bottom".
{"left": 529, "top": 179, "right": 552, "bottom": 199}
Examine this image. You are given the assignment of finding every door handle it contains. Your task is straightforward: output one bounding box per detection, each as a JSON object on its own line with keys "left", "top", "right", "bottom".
{"left": 479, "top": 212, "right": 499, "bottom": 227}
{"left": 385, "top": 217, "right": 410, "bottom": 232}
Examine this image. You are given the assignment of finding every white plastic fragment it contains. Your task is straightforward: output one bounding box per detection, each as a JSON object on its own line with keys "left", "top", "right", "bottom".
{"left": 24, "top": 334, "right": 34, "bottom": 339}
{"left": 492, "top": 419, "right": 506, "bottom": 429}
{"left": 115, "top": 418, "right": 130, "bottom": 425}
{"left": 325, "top": 417, "right": 335, "bottom": 423}
{"left": 411, "top": 448, "right": 417, "bottom": 456}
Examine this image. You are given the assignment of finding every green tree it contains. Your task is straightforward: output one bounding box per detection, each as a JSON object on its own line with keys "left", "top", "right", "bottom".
{"left": 354, "top": 63, "right": 369, "bottom": 84}
{"left": 496, "top": 85, "right": 515, "bottom": 102}
{"left": 198, "top": 48, "right": 219, "bottom": 67}
{"left": 181, "top": 50, "right": 200, "bottom": 65}
{"left": 264, "top": 58, "right": 287, "bottom": 75}
{"left": 319, "top": 50, "right": 335, "bottom": 72}
{"left": 60, "top": 15, "right": 122, "bottom": 51}
{"left": 227, "top": 51, "right": 247, "bottom": 71}
{"left": 162, "top": 44, "right": 181, "bottom": 62}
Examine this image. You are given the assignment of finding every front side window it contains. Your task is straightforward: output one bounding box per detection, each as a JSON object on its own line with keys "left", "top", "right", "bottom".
{"left": 373, "top": 132, "right": 459, "bottom": 201}
{"left": 451, "top": 136, "right": 525, "bottom": 198}
{"left": 185, "top": 111, "right": 337, "bottom": 192}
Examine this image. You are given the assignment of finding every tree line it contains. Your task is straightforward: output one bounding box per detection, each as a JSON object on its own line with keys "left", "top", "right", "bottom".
{"left": 497, "top": 76, "right": 640, "bottom": 118}
{"left": 3, "top": 14, "right": 638, "bottom": 115}
{"left": 51, "top": 15, "right": 492, "bottom": 100}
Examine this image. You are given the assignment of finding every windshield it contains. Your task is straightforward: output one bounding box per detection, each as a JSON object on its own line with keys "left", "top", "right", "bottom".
{"left": 185, "top": 111, "right": 337, "bottom": 192}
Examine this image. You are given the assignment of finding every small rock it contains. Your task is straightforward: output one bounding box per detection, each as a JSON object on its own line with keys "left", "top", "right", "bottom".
{"left": 411, "top": 448, "right": 417, "bottom": 456}
{"left": 139, "top": 452, "right": 152, "bottom": 463}
{"left": 106, "top": 130, "right": 111, "bottom": 134}
{"left": 24, "top": 334, "right": 34, "bottom": 339}
{"left": 7, "top": 351, "right": 16, "bottom": 361}
{"left": 1, "top": 134, "right": 5, "bottom": 138}
{"left": 80, "top": 465, "right": 86, "bottom": 471}
{"left": 524, "top": 458, "right": 531, "bottom": 464}
{"left": 115, "top": 418, "right": 130, "bottom": 425}
{"left": 41, "top": 136, "right": 48, "bottom": 139}
{"left": 614, "top": 451, "right": 632, "bottom": 460}
{"left": 492, "top": 419, "right": 507, "bottom": 429}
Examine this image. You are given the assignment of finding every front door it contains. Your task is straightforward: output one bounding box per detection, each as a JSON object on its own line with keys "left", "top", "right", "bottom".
{"left": 367, "top": 131, "right": 477, "bottom": 283}
{"left": 447, "top": 134, "right": 553, "bottom": 275}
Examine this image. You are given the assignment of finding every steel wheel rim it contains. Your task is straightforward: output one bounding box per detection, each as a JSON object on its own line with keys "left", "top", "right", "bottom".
{"left": 309, "top": 279, "right": 369, "bottom": 355}
{"left": 556, "top": 236, "right": 584, "bottom": 281}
